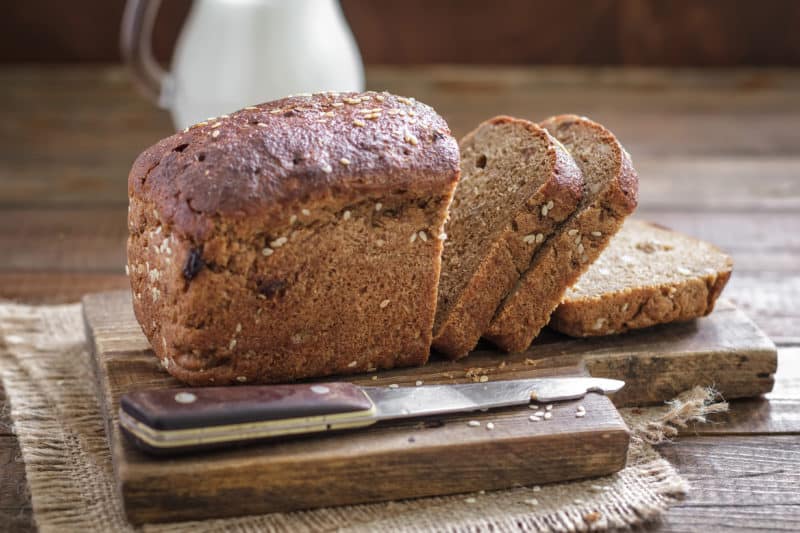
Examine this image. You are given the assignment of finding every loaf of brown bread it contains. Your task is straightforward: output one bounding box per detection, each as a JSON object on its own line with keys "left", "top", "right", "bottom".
{"left": 432, "top": 117, "right": 583, "bottom": 358}
{"left": 550, "top": 219, "right": 733, "bottom": 336}
{"left": 484, "top": 115, "right": 638, "bottom": 352}
{"left": 127, "top": 92, "right": 460, "bottom": 385}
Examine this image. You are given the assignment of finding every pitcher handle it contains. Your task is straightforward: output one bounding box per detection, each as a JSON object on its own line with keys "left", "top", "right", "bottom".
{"left": 120, "top": 0, "right": 171, "bottom": 107}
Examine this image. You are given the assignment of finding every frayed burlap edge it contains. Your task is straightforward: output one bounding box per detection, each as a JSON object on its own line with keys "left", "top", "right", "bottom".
{"left": 0, "top": 302, "right": 726, "bottom": 532}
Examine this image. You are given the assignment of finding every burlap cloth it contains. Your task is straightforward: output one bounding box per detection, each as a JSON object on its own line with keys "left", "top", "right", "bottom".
{"left": 0, "top": 302, "right": 728, "bottom": 532}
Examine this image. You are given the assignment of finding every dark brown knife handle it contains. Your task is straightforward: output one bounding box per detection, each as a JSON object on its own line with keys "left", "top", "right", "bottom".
{"left": 120, "top": 382, "right": 375, "bottom": 431}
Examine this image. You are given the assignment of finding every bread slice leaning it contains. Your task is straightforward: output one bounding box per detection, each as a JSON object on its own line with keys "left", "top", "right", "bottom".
{"left": 550, "top": 219, "right": 733, "bottom": 336}
{"left": 484, "top": 115, "right": 639, "bottom": 352}
{"left": 432, "top": 116, "right": 583, "bottom": 358}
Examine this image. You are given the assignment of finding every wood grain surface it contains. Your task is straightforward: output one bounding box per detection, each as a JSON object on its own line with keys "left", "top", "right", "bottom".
{"left": 1, "top": 65, "right": 799, "bottom": 531}
{"left": 84, "top": 292, "right": 629, "bottom": 524}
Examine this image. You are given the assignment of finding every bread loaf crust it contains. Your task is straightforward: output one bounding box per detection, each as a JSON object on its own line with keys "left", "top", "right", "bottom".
{"left": 432, "top": 117, "right": 583, "bottom": 358}
{"left": 484, "top": 115, "right": 638, "bottom": 352}
{"left": 129, "top": 92, "right": 459, "bottom": 242}
{"left": 127, "top": 92, "right": 460, "bottom": 385}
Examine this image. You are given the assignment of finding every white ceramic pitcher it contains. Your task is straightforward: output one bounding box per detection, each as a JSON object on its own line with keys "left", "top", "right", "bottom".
{"left": 121, "top": 0, "right": 365, "bottom": 129}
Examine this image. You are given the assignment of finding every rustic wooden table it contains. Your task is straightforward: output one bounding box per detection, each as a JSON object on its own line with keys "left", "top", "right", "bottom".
{"left": 1, "top": 66, "right": 798, "bottom": 531}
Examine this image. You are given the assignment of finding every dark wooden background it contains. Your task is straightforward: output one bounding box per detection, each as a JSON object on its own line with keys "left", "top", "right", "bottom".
{"left": 2, "top": 0, "right": 800, "bottom": 66}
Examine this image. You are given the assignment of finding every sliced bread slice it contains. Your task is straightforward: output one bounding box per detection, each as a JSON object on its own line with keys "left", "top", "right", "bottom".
{"left": 483, "top": 115, "right": 638, "bottom": 352}
{"left": 432, "top": 116, "right": 583, "bottom": 358}
{"left": 550, "top": 219, "right": 733, "bottom": 337}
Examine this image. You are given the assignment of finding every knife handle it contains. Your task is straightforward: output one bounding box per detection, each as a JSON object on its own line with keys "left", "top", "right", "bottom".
{"left": 119, "top": 382, "right": 377, "bottom": 455}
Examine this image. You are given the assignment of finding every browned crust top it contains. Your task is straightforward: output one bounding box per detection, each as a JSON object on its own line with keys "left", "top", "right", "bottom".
{"left": 128, "top": 91, "right": 460, "bottom": 241}
{"left": 539, "top": 114, "right": 638, "bottom": 215}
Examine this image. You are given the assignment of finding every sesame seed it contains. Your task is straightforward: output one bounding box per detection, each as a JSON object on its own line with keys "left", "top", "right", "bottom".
{"left": 262, "top": 247, "right": 273, "bottom": 256}
{"left": 464, "top": 497, "right": 477, "bottom": 503}
{"left": 568, "top": 229, "right": 579, "bottom": 236}
{"left": 578, "top": 243, "right": 585, "bottom": 254}
{"left": 331, "top": 102, "right": 344, "bottom": 107}
{"left": 574, "top": 499, "right": 585, "bottom": 505}
{"left": 211, "top": 122, "right": 222, "bottom": 128}
{"left": 591, "top": 231, "right": 602, "bottom": 237}
{"left": 593, "top": 318, "right": 606, "bottom": 330}
{"left": 270, "top": 236, "right": 288, "bottom": 248}
{"left": 523, "top": 234, "right": 537, "bottom": 244}
{"left": 533, "top": 485, "right": 541, "bottom": 492}
{"left": 235, "top": 323, "right": 242, "bottom": 333}
{"left": 536, "top": 233, "right": 544, "bottom": 243}
{"left": 545, "top": 404, "right": 553, "bottom": 411}
{"left": 576, "top": 405, "right": 585, "bottom": 412}
{"left": 161, "top": 358, "right": 170, "bottom": 369}
{"left": 405, "top": 133, "right": 419, "bottom": 145}
{"left": 529, "top": 415, "right": 541, "bottom": 422}
{"left": 321, "top": 164, "right": 332, "bottom": 173}
{"left": 581, "top": 254, "right": 589, "bottom": 263}
{"left": 528, "top": 404, "right": 539, "bottom": 409}
{"left": 124, "top": 265, "right": 129, "bottom": 276}
{"left": 418, "top": 231, "right": 428, "bottom": 242}
{"left": 387, "top": 109, "right": 401, "bottom": 115}
{"left": 576, "top": 411, "right": 586, "bottom": 418}
{"left": 397, "top": 96, "right": 413, "bottom": 105}
{"left": 544, "top": 412, "right": 553, "bottom": 420}
{"left": 229, "top": 339, "right": 237, "bottom": 350}
{"left": 375, "top": 94, "right": 385, "bottom": 101}
{"left": 575, "top": 235, "right": 582, "bottom": 244}
{"left": 236, "top": 376, "right": 247, "bottom": 382}
{"left": 343, "top": 210, "right": 352, "bottom": 221}
{"left": 677, "top": 267, "right": 692, "bottom": 275}
{"left": 415, "top": 380, "right": 424, "bottom": 386}
{"left": 257, "top": 122, "right": 268, "bottom": 127}
{"left": 339, "top": 158, "right": 350, "bottom": 166}
{"left": 479, "top": 375, "right": 489, "bottom": 383}
{"left": 375, "top": 202, "right": 383, "bottom": 211}
{"left": 380, "top": 299, "right": 390, "bottom": 308}
{"left": 621, "top": 303, "right": 629, "bottom": 312}
{"left": 364, "top": 112, "right": 381, "bottom": 120}
{"left": 438, "top": 232, "right": 447, "bottom": 241}
{"left": 389, "top": 383, "right": 399, "bottom": 389}
{"left": 534, "top": 411, "right": 545, "bottom": 417}
{"left": 486, "top": 422, "right": 495, "bottom": 430}
{"left": 269, "top": 109, "right": 283, "bottom": 114}
{"left": 324, "top": 111, "right": 335, "bottom": 117}
{"left": 347, "top": 360, "right": 357, "bottom": 368}
{"left": 344, "top": 97, "right": 361, "bottom": 104}
{"left": 211, "top": 130, "right": 220, "bottom": 138}
{"left": 302, "top": 209, "right": 311, "bottom": 216}
{"left": 467, "top": 420, "right": 481, "bottom": 427}
{"left": 376, "top": 239, "right": 385, "bottom": 247}
{"left": 541, "top": 205, "right": 549, "bottom": 216}
{"left": 547, "top": 200, "right": 554, "bottom": 210}
{"left": 525, "top": 498, "right": 539, "bottom": 506}
{"left": 410, "top": 233, "right": 417, "bottom": 243}
{"left": 245, "top": 106, "right": 258, "bottom": 110}
{"left": 371, "top": 375, "right": 378, "bottom": 381}
{"left": 353, "top": 119, "right": 365, "bottom": 127}
{"left": 290, "top": 215, "right": 297, "bottom": 224}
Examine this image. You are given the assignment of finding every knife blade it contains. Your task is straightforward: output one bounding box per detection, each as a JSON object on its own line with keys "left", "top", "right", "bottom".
{"left": 119, "top": 376, "right": 624, "bottom": 455}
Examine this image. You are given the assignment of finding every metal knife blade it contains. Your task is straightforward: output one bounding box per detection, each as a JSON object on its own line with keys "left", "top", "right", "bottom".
{"left": 365, "top": 377, "right": 624, "bottom": 420}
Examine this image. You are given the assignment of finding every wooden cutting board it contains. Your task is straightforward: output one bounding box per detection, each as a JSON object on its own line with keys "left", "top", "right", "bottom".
{"left": 83, "top": 290, "right": 776, "bottom": 524}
